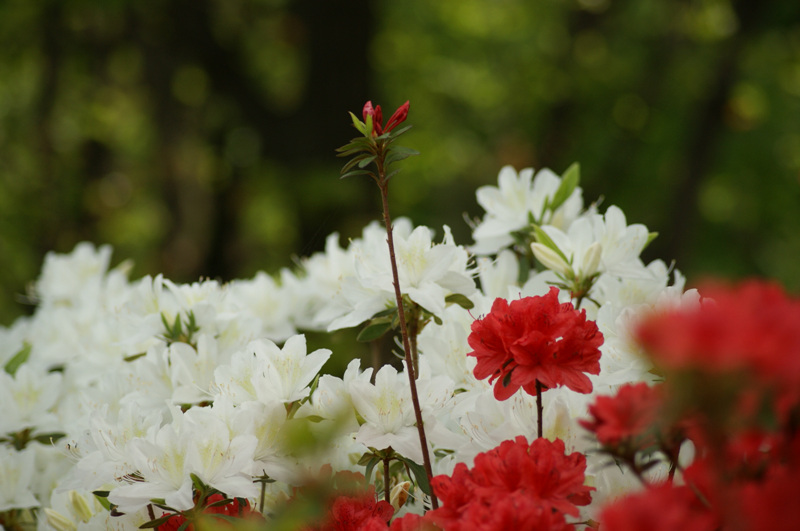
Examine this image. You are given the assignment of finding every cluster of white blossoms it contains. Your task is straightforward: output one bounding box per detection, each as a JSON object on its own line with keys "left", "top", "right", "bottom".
{"left": 0, "top": 165, "right": 697, "bottom": 529}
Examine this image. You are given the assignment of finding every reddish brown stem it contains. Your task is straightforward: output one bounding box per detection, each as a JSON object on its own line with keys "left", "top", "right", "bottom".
{"left": 377, "top": 165, "right": 439, "bottom": 509}
{"left": 536, "top": 379, "right": 544, "bottom": 439}
{"left": 384, "top": 456, "right": 391, "bottom": 504}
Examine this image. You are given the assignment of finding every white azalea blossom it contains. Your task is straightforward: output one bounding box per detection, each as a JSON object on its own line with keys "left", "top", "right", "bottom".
{"left": 212, "top": 335, "right": 330, "bottom": 404}
{"left": 472, "top": 166, "right": 583, "bottom": 254}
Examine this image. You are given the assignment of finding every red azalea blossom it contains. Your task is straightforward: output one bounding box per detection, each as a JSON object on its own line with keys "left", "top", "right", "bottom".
{"left": 425, "top": 436, "right": 593, "bottom": 531}
{"left": 635, "top": 280, "right": 800, "bottom": 387}
{"left": 579, "top": 382, "right": 663, "bottom": 454}
{"left": 296, "top": 471, "right": 395, "bottom": 531}
{"left": 599, "top": 481, "right": 719, "bottom": 531}
{"left": 468, "top": 287, "right": 603, "bottom": 400}
{"left": 363, "top": 100, "right": 410, "bottom": 136}
{"left": 157, "top": 494, "right": 262, "bottom": 531}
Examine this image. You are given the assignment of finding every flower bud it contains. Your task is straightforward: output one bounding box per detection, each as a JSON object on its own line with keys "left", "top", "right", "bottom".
{"left": 384, "top": 101, "right": 410, "bottom": 133}
{"left": 44, "top": 508, "right": 77, "bottom": 531}
{"left": 531, "top": 242, "right": 572, "bottom": 276}
{"left": 580, "top": 242, "right": 602, "bottom": 278}
{"left": 69, "top": 490, "right": 94, "bottom": 523}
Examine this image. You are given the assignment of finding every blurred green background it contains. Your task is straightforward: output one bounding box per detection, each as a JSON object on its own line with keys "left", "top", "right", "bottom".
{"left": 1, "top": 0, "right": 799, "bottom": 324}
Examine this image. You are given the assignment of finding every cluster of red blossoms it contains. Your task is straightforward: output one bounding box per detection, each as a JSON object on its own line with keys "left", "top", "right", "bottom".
{"left": 424, "top": 437, "right": 593, "bottom": 531}
{"left": 304, "top": 437, "right": 592, "bottom": 531}
{"left": 468, "top": 286, "right": 604, "bottom": 400}
{"left": 584, "top": 280, "right": 800, "bottom": 530}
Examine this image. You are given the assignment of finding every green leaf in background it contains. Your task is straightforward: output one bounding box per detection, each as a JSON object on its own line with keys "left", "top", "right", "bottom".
{"left": 4, "top": 342, "right": 31, "bottom": 376}
{"left": 549, "top": 162, "right": 580, "bottom": 213}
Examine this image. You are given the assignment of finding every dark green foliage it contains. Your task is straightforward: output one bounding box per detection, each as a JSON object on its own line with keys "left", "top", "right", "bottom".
{"left": 2, "top": 0, "right": 799, "bottom": 327}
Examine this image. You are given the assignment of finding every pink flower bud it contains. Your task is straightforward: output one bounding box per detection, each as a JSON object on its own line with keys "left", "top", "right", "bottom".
{"left": 362, "top": 101, "right": 383, "bottom": 135}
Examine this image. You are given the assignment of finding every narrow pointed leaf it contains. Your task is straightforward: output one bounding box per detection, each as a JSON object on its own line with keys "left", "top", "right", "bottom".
{"left": 549, "top": 162, "right": 580, "bottom": 212}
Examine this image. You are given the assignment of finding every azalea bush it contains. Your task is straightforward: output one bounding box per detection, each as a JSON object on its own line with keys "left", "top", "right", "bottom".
{"left": 1, "top": 101, "right": 798, "bottom": 531}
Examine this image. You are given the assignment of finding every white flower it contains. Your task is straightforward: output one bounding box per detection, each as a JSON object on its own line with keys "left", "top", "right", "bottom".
{"left": 0, "top": 362, "right": 62, "bottom": 435}
{"left": 34, "top": 242, "right": 112, "bottom": 308}
{"left": 349, "top": 364, "right": 424, "bottom": 463}
{"left": 213, "top": 335, "right": 331, "bottom": 404}
{"left": 0, "top": 445, "right": 39, "bottom": 511}
{"left": 324, "top": 222, "right": 475, "bottom": 330}
{"left": 476, "top": 250, "right": 519, "bottom": 299}
{"left": 472, "top": 166, "right": 583, "bottom": 255}
{"left": 225, "top": 272, "right": 296, "bottom": 342}
{"left": 591, "top": 205, "right": 650, "bottom": 278}
{"left": 108, "top": 407, "right": 257, "bottom": 514}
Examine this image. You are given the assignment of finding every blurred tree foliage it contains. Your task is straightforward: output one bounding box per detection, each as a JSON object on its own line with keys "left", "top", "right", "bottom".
{"left": 1, "top": 0, "right": 799, "bottom": 324}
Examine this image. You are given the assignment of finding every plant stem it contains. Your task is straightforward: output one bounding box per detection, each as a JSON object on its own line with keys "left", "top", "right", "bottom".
{"left": 536, "top": 379, "right": 544, "bottom": 439}
{"left": 377, "top": 174, "right": 439, "bottom": 509}
{"left": 409, "top": 304, "right": 420, "bottom": 376}
{"left": 384, "top": 456, "right": 391, "bottom": 504}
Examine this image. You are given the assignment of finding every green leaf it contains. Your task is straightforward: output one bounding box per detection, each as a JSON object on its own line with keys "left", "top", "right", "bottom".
{"left": 93, "top": 492, "right": 112, "bottom": 511}
{"left": 336, "top": 139, "right": 370, "bottom": 154}
{"left": 357, "top": 155, "right": 377, "bottom": 169}
{"left": 340, "top": 169, "right": 374, "bottom": 180}
{"left": 206, "top": 497, "right": 234, "bottom": 508}
{"left": 4, "top": 342, "right": 31, "bottom": 376}
{"left": 444, "top": 293, "right": 474, "bottom": 310}
{"left": 139, "top": 515, "right": 174, "bottom": 529}
{"left": 397, "top": 456, "right": 431, "bottom": 496}
{"left": 189, "top": 473, "right": 207, "bottom": 493}
{"left": 549, "top": 162, "right": 580, "bottom": 212}
{"left": 358, "top": 451, "right": 376, "bottom": 466}
{"left": 373, "top": 306, "right": 398, "bottom": 319}
{"left": 384, "top": 169, "right": 402, "bottom": 180}
{"left": 33, "top": 432, "right": 66, "bottom": 445}
{"left": 387, "top": 124, "right": 413, "bottom": 138}
{"left": 341, "top": 154, "right": 373, "bottom": 174}
{"left": 384, "top": 145, "right": 419, "bottom": 166}
{"left": 349, "top": 112, "right": 368, "bottom": 136}
{"left": 364, "top": 456, "right": 381, "bottom": 484}
{"left": 357, "top": 320, "right": 393, "bottom": 342}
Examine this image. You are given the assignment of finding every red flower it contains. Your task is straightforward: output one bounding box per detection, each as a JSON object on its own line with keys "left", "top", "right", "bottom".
{"left": 322, "top": 490, "right": 394, "bottom": 531}
{"left": 295, "top": 471, "right": 394, "bottom": 531}
{"left": 636, "top": 280, "right": 800, "bottom": 385}
{"left": 599, "top": 481, "right": 719, "bottom": 531}
{"left": 157, "top": 494, "right": 262, "bottom": 531}
{"left": 468, "top": 287, "right": 603, "bottom": 400}
{"left": 426, "top": 436, "right": 593, "bottom": 530}
{"left": 362, "top": 100, "right": 410, "bottom": 136}
{"left": 579, "top": 382, "right": 663, "bottom": 453}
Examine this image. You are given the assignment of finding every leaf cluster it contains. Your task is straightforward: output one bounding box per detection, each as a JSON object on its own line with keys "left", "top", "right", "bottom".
{"left": 336, "top": 116, "right": 418, "bottom": 182}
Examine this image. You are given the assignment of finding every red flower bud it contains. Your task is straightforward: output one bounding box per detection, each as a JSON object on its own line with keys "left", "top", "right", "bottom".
{"left": 361, "top": 100, "right": 409, "bottom": 136}
{"left": 362, "top": 100, "right": 383, "bottom": 135}
{"left": 383, "top": 100, "right": 410, "bottom": 133}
